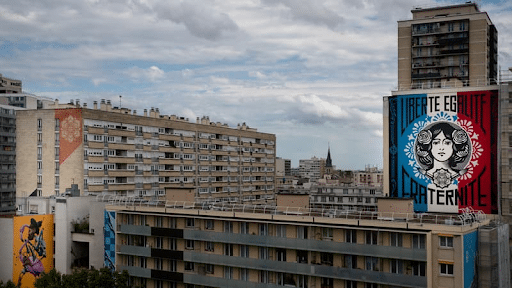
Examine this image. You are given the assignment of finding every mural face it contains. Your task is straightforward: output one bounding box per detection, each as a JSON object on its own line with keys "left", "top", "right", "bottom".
{"left": 13, "top": 214, "right": 54, "bottom": 288}
{"left": 388, "top": 90, "right": 498, "bottom": 213}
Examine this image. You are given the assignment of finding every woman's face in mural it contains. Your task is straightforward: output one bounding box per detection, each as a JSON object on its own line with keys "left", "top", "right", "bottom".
{"left": 431, "top": 131, "right": 453, "bottom": 163}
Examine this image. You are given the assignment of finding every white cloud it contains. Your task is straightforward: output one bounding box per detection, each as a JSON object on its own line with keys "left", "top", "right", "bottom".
{"left": 125, "top": 66, "right": 165, "bottom": 82}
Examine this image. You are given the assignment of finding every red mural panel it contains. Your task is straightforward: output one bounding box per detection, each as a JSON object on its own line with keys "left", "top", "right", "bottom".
{"left": 55, "top": 108, "right": 83, "bottom": 164}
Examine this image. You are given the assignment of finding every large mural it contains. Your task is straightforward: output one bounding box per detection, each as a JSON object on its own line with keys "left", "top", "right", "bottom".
{"left": 55, "top": 108, "right": 83, "bottom": 164}
{"left": 388, "top": 90, "right": 498, "bottom": 213}
{"left": 12, "top": 214, "right": 54, "bottom": 288}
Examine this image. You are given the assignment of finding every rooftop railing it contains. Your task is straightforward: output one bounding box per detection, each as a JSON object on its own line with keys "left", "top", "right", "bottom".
{"left": 97, "top": 195, "right": 486, "bottom": 227}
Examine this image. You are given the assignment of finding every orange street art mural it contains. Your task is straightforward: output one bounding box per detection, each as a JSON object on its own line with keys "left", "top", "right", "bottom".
{"left": 13, "top": 214, "right": 54, "bottom": 288}
{"left": 55, "top": 108, "right": 83, "bottom": 164}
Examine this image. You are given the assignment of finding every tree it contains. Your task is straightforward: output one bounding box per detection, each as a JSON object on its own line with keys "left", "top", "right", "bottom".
{"left": 0, "top": 281, "right": 17, "bottom": 288}
{"left": 34, "top": 268, "right": 134, "bottom": 288}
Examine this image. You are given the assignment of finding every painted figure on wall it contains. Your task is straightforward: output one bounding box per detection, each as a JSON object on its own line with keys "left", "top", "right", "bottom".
{"left": 415, "top": 121, "right": 471, "bottom": 188}
{"left": 17, "top": 218, "right": 46, "bottom": 286}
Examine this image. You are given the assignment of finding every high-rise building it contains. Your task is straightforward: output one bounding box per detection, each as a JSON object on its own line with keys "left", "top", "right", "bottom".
{"left": 500, "top": 68, "right": 512, "bottom": 223}
{"left": 397, "top": 2, "right": 498, "bottom": 90}
{"left": 15, "top": 100, "right": 276, "bottom": 205}
{"left": 298, "top": 156, "right": 323, "bottom": 182}
{"left": 0, "top": 105, "right": 21, "bottom": 213}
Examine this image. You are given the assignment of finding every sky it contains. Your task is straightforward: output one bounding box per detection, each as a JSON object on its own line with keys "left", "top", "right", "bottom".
{"left": 1, "top": 0, "right": 512, "bottom": 169}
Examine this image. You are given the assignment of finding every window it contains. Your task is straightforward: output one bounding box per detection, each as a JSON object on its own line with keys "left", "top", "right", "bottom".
{"left": 155, "top": 258, "right": 163, "bottom": 270}
{"left": 259, "top": 223, "right": 268, "bottom": 235}
{"left": 440, "top": 263, "right": 454, "bottom": 275}
{"left": 260, "top": 271, "right": 269, "bottom": 283}
{"left": 321, "top": 253, "right": 333, "bottom": 266}
{"left": 240, "top": 268, "right": 249, "bottom": 281}
{"left": 260, "top": 247, "right": 269, "bottom": 259}
{"left": 186, "top": 218, "right": 195, "bottom": 228}
{"left": 139, "top": 256, "right": 147, "bottom": 268}
{"left": 155, "top": 237, "right": 163, "bottom": 249}
{"left": 412, "top": 261, "right": 426, "bottom": 276}
{"left": 439, "top": 236, "right": 453, "bottom": 248}
{"left": 240, "top": 245, "right": 249, "bottom": 258}
{"left": 322, "top": 228, "right": 333, "bottom": 240}
{"left": 224, "top": 267, "right": 233, "bottom": 279}
{"left": 276, "top": 225, "right": 286, "bottom": 237}
{"left": 155, "top": 217, "right": 163, "bottom": 227}
{"left": 297, "top": 226, "right": 308, "bottom": 239}
{"left": 298, "top": 275, "right": 308, "bottom": 288}
{"left": 37, "top": 119, "right": 42, "bottom": 130}
{"left": 365, "top": 231, "right": 377, "bottom": 245}
{"left": 205, "top": 241, "right": 214, "bottom": 252}
{"left": 365, "top": 257, "right": 378, "bottom": 271}
{"left": 186, "top": 240, "right": 195, "bottom": 250}
{"left": 184, "top": 262, "right": 194, "bottom": 271}
{"left": 224, "top": 221, "right": 233, "bottom": 233}
{"left": 206, "top": 264, "right": 214, "bottom": 274}
{"left": 345, "top": 255, "right": 357, "bottom": 269}
{"left": 346, "top": 229, "right": 357, "bottom": 243}
{"left": 365, "top": 284, "right": 378, "bottom": 288}
{"left": 390, "top": 259, "right": 403, "bottom": 274}
{"left": 168, "top": 260, "right": 177, "bottom": 272}
{"left": 205, "top": 220, "right": 214, "bottom": 230}
{"left": 346, "top": 280, "right": 357, "bottom": 288}
{"left": 321, "top": 277, "right": 333, "bottom": 288}
{"left": 169, "top": 238, "right": 177, "bottom": 250}
{"left": 240, "top": 222, "right": 249, "bottom": 234}
{"left": 390, "top": 233, "right": 402, "bottom": 247}
{"left": 412, "top": 234, "right": 426, "bottom": 249}
{"left": 276, "top": 248, "right": 286, "bottom": 261}
{"left": 224, "top": 244, "right": 233, "bottom": 256}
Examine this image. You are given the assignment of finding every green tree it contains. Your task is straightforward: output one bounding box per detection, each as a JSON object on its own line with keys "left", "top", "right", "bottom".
{"left": 34, "top": 268, "right": 133, "bottom": 288}
{"left": 0, "top": 281, "right": 17, "bottom": 288}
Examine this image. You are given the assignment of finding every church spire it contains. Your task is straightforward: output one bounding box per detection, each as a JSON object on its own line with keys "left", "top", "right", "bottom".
{"left": 326, "top": 144, "right": 332, "bottom": 168}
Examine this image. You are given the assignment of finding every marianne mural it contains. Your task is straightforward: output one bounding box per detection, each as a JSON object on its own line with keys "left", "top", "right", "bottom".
{"left": 388, "top": 90, "right": 498, "bottom": 213}
{"left": 13, "top": 214, "right": 54, "bottom": 288}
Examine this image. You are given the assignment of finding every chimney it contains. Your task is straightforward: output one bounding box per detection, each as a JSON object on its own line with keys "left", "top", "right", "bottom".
{"left": 133, "top": 110, "right": 137, "bottom": 115}
{"left": 196, "top": 117, "right": 200, "bottom": 124}
{"left": 76, "top": 99, "right": 80, "bottom": 107}
{"left": 100, "top": 99, "right": 106, "bottom": 111}
{"left": 106, "top": 100, "right": 112, "bottom": 111}
{"left": 83, "top": 103, "right": 87, "bottom": 108}
{"left": 155, "top": 108, "right": 160, "bottom": 118}
{"left": 150, "top": 108, "right": 156, "bottom": 118}
{"left": 54, "top": 99, "right": 59, "bottom": 106}
{"left": 144, "top": 109, "right": 147, "bottom": 117}
{"left": 93, "top": 101, "right": 98, "bottom": 109}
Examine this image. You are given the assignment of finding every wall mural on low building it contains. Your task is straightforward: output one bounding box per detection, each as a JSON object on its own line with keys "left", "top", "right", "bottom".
{"left": 388, "top": 90, "right": 498, "bottom": 213}
{"left": 12, "top": 214, "right": 54, "bottom": 288}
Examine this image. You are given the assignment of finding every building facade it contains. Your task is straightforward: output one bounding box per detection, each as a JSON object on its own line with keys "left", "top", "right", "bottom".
{"left": 108, "top": 199, "right": 500, "bottom": 288}
{"left": 0, "top": 73, "right": 22, "bottom": 94}
{"left": 352, "top": 166, "right": 383, "bottom": 188}
{"left": 309, "top": 184, "right": 382, "bottom": 211}
{"left": 16, "top": 100, "right": 276, "bottom": 205}
{"left": 397, "top": 3, "right": 497, "bottom": 90}
{"left": 0, "top": 105, "right": 20, "bottom": 213}
{"left": 298, "top": 157, "right": 323, "bottom": 182}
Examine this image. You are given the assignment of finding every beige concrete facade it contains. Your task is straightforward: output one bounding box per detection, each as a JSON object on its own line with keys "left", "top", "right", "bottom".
{"left": 0, "top": 73, "right": 22, "bottom": 94}
{"left": 108, "top": 200, "right": 491, "bottom": 288}
{"left": 16, "top": 100, "right": 276, "bottom": 205}
{"left": 397, "top": 3, "right": 497, "bottom": 90}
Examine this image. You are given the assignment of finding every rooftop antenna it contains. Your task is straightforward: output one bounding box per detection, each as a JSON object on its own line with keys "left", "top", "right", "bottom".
{"left": 119, "top": 95, "right": 122, "bottom": 107}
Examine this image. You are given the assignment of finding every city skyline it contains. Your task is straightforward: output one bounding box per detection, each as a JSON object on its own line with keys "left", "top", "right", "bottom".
{"left": 1, "top": 0, "right": 512, "bottom": 169}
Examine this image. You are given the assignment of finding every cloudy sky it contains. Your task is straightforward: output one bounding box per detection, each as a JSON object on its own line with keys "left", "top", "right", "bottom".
{"left": 1, "top": 0, "right": 511, "bottom": 169}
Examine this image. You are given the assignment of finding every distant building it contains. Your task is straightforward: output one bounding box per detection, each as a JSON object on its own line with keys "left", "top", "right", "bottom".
{"left": 0, "top": 73, "right": 22, "bottom": 94}
{"left": 397, "top": 2, "right": 498, "bottom": 90}
{"left": 276, "top": 157, "right": 293, "bottom": 189}
{"left": 309, "top": 183, "right": 382, "bottom": 211}
{"left": 298, "top": 156, "right": 323, "bottom": 182}
{"left": 353, "top": 166, "right": 383, "bottom": 188}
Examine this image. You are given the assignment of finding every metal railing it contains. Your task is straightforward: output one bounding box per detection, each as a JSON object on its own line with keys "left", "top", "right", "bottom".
{"left": 96, "top": 196, "right": 485, "bottom": 226}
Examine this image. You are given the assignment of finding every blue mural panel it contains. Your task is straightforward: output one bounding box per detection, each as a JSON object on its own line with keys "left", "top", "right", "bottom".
{"left": 463, "top": 231, "right": 478, "bottom": 288}
{"left": 104, "top": 210, "right": 116, "bottom": 271}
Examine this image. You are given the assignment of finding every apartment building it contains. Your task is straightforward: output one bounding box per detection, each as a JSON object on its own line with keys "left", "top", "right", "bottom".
{"left": 500, "top": 68, "right": 512, "bottom": 223}
{"left": 15, "top": 100, "right": 276, "bottom": 205}
{"left": 397, "top": 2, "right": 497, "bottom": 90}
{"left": 108, "top": 198, "right": 504, "bottom": 288}
{"left": 0, "top": 104, "right": 21, "bottom": 213}
{"left": 298, "top": 157, "right": 323, "bottom": 182}
{"left": 352, "top": 166, "right": 383, "bottom": 188}
{"left": 0, "top": 73, "right": 22, "bottom": 94}
{"left": 309, "top": 184, "right": 382, "bottom": 211}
